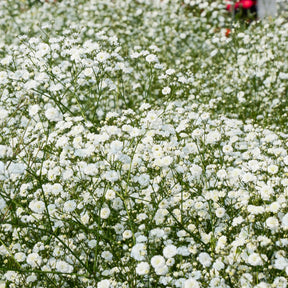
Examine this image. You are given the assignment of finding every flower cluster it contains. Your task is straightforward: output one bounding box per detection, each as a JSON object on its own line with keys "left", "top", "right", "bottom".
{"left": 1, "top": 0, "right": 288, "bottom": 287}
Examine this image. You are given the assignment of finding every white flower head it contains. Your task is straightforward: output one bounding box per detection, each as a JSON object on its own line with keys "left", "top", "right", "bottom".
{"left": 273, "top": 257, "right": 288, "bottom": 270}
{"left": 100, "top": 207, "right": 111, "bottom": 219}
{"left": 267, "top": 164, "right": 279, "bottom": 175}
{"left": 198, "top": 252, "right": 212, "bottom": 267}
{"left": 27, "top": 253, "right": 42, "bottom": 268}
{"left": 29, "top": 104, "right": 40, "bottom": 117}
{"left": 0, "top": 198, "right": 7, "bottom": 212}
{"left": 281, "top": 213, "right": 288, "bottom": 230}
{"left": 131, "top": 243, "right": 147, "bottom": 261}
{"left": 146, "top": 54, "right": 158, "bottom": 63}
{"left": 97, "top": 279, "right": 110, "bottom": 288}
{"left": 136, "top": 262, "right": 150, "bottom": 275}
{"left": 15, "top": 252, "right": 26, "bottom": 263}
{"left": 215, "top": 207, "right": 226, "bottom": 218}
{"left": 63, "top": 200, "right": 77, "bottom": 213}
{"left": 96, "top": 51, "right": 110, "bottom": 63}
{"left": 247, "top": 253, "right": 263, "bottom": 266}
{"left": 162, "top": 86, "right": 171, "bottom": 95}
{"left": 151, "top": 255, "right": 166, "bottom": 268}
{"left": 183, "top": 278, "right": 200, "bottom": 288}
{"left": 29, "top": 200, "right": 45, "bottom": 214}
{"left": 36, "top": 43, "right": 50, "bottom": 57}
{"left": 45, "top": 107, "right": 63, "bottom": 122}
{"left": 56, "top": 260, "right": 73, "bottom": 273}
{"left": 266, "top": 216, "right": 279, "bottom": 230}
{"left": 163, "top": 244, "right": 177, "bottom": 259}
{"left": 155, "top": 264, "right": 168, "bottom": 275}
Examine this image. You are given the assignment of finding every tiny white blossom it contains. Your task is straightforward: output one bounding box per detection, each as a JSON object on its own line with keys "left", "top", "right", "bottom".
{"left": 162, "top": 86, "right": 171, "bottom": 95}
{"left": 136, "top": 262, "right": 150, "bottom": 275}
{"left": 163, "top": 244, "right": 177, "bottom": 259}
{"left": 100, "top": 207, "right": 111, "bottom": 219}
{"left": 56, "top": 260, "right": 73, "bottom": 273}
{"left": 63, "top": 200, "right": 77, "bottom": 213}
{"left": 247, "top": 253, "right": 263, "bottom": 266}
{"left": 198, "top": 252, "right": 212, "bottom": 267}
{"left": 97, "top": 279, "right": 110, "bottom": 288}
{"left": 183, "top": 278, "right": 200, "bottom": 288}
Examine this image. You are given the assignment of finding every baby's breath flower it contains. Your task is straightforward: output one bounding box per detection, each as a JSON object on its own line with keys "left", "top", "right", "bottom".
{"left": 136, "top": 262, "right": 150, "bottom": 275}
{"left": 56, "top": 260, "right": 73, "bottom": 273}
{"left": 100, "top": 207, "right": 111, "bottom": 219}
{"left": 162, "top": 86, "right": 171, "bottom": 95}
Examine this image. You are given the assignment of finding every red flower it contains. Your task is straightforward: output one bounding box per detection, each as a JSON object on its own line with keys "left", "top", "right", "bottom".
{"left": 225, "top": 28, "right": 231, "bottom": 37}
{"left": 226, "top": 0, "right": 256, "bottom": 11}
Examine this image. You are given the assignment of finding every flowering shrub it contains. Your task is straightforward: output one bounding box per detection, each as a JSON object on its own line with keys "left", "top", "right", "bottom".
{"left": 1, "top": 0, "right": 288, "bottom": 287}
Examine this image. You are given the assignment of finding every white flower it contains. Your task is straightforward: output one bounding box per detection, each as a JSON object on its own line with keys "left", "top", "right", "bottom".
{"left": 223, "top": 144, "right": 233, "bottom": 154}
{"left": 131, "top": 243, "right": 147, "bottom": 261}
{"left": 152, "top": 145, "right": 163, "bottom": 158}
{"left": 189, "top": 164, "right": 202, "bottom": 179}
{"left": 105, "top": 189, "right": 116, "bottom": 200}
{"left": 83, "top": 67, "right": 93, "bottom": 77}
{"left": 215, "top": 236, "right": 227, "bottom": 252}
{"left": 145, "top": 54, "right": 158, "bottom": 63}
{"left": 151, "top": 255, "right": 165, "bottom": 268}
{"left": 29, "top": 200, "right": 45, "bottom": 214}
{"left": 8, "top": 163, "right": 26, "bottom": 175}
{"left": 36, "top": 43, "right": 50, "bottom": 57}
{"left": 266, "top": 216, "right": 279, "bottom": 230}
{"left": 122, "top": 230, "right": 133, "bottom": 239}
{"left": 29, "top": 104, "right": 40, "bottom": 117}
{"left": 0, "top": 198, "right": 7, "bottom": 212}
{"left": 166, "top": 68, "right": 175, "bottom": 75}
{"left": 136, "top": 262, "right": 150, "bottom": 275}
{"left": 213, "top": 259, "right": 225, "bottom": 271}
{"left": 215, "top": 207, "right": 226, "bottom": 218}
{"left": 232, "top": 216, "right": 244, "bottom": 227}
{"left": 217, "top": 169, "right": 227, "bottom": 179}
{"left": 183, "top": 278, "right": 200, "bottom": 288}
{"left": 281, "top": 213, "right": 288, "bottom": 230}
{"left": 247, "top": 253, "right": 263, "bottom": 266}
{"left": 155, "top": 264, "right": 168, "bottom": 275}
{"left": 26, "top": 253, "right": 42, "bottom": 268}
{"left": 259, "top": 184, "right": 274, "bottom": 200}
{"left": 101, "top": 251, "right": 113, "bottom": 261}
{"left": 103, "top": 170, "right": 119, "bottom": 182}
{"left": 206, "top": 130, "right": 221, "bottom": 144}
{"left": 274, "top": 257, "right": 288, "bottom": 270}
{"left": 273, "top": 277, "right": 287, "bottom": 288}
{"left": 162, "top": 86, "right": 171, "bottom": 95}
{"left": 3, "top": 271, "right": 18, "bottom": 282}
{"left": 154, "top": 156, "right": 173, "bottom": 167}
{"left": 267, "top": 164, "right": 278, "bottom": 174}
{"left": 56, "top": 260, "right": 73, "bottom": 273}
{"left": 14, "top": 252, "right": 26, "bottom": 262}
{"left": 109, "top": 140, "right": 123, "bottom": 154}
{"left": 26, "top": 274, "right": 37, "bottom": 283}
{"left": 198, "top": 252, "right": 212, "bottom": 267}
{"left": 63, "top": 200, "right": 77, "bottom": 213}
{"left": 100, "top": 207, "right": 111, "bottom": 219}
{"left": 137, "top": 174, "right": 150, "bottom": 187}
{"left": 88, "top": 240, "right": 97, "bottom": 249}
{"left": 45, "top": 107, "right": 63, "bottom": 122}
{"left": 97, "top": 279, "right": 110, "bottom": 288}
{"left": 96, "top": 52, "right": 109, "bottom": 63}
{"left": 163, "top": 244, "right": 177, "bottom": 259}
{"left": 0, "top": 108, "right": 8, "bottom": 122}
{"left": 51, "top": 183, "right": 63, "bottom": 196}
{"left": 24, "top": 80, "right": 38, "bottom": 90}
{"left": 268, "top": 201, "right": 280, "bottom": 213}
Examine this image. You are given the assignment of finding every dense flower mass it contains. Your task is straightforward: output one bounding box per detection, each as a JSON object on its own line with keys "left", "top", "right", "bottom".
{"left": 0, "top": 0, "right": 288, "bottom": 287}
